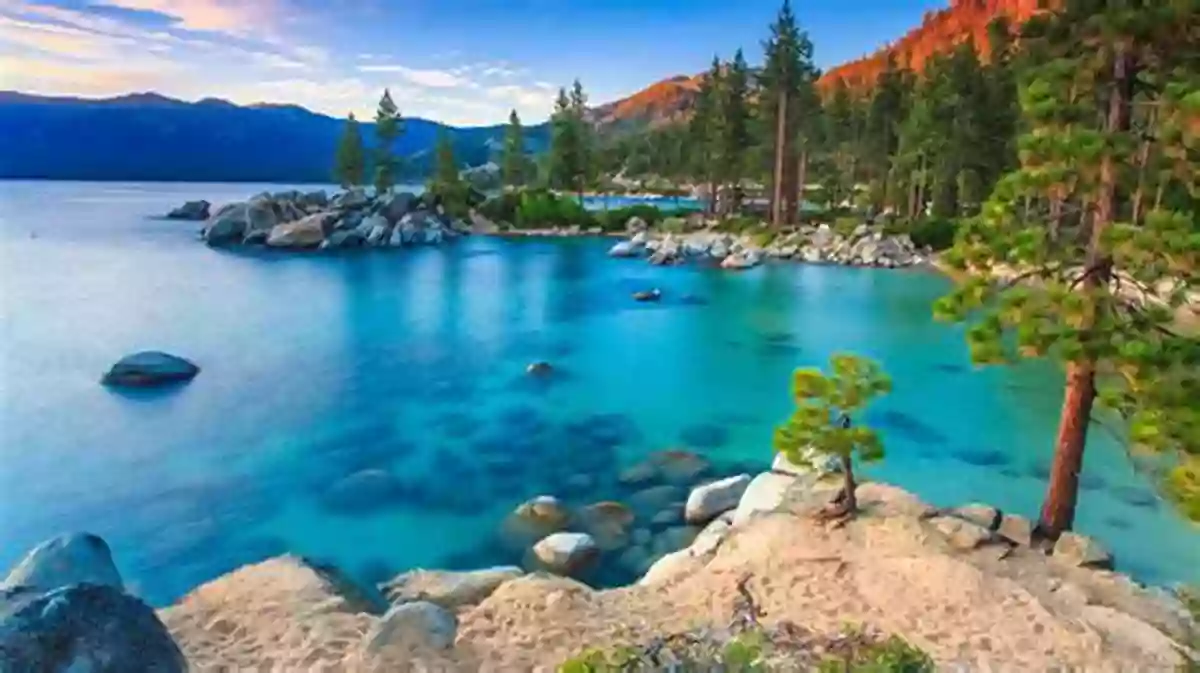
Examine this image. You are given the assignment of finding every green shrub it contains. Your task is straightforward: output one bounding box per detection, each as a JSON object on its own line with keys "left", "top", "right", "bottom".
{"left": 477, "top": 191, "right": 522, "bottom": 223}
{"left": 833, "top": 216, "right": 862, "bottom": 238}
{"left": 908, "top": 217, "right": 958, "bottom": 251}
{"left": 659, "top": 216, "right": 687, "bottom": 234}
{"left": 817, "top": 635, "right": 934, "bottom": 673}
{"left": 751, "top": 230, "right": 777, "bottom": 248}
{"left": 513, "top": 189, "right": 596, "bottom": 229}
{"left": 714, "top": 215, "right": 763, "bottom": 234}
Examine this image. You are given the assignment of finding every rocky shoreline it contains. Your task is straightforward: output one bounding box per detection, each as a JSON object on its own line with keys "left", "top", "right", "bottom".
{"left": 607, "top": 220, "right": 932, "bottom": 271}
{"left": 4, "top": 452, "right": 1194, "bottom": 671}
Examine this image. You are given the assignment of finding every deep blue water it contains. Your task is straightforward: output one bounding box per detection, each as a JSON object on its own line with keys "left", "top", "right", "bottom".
{"left": 1, "top": 181, "right": 1195, "bottom": 605}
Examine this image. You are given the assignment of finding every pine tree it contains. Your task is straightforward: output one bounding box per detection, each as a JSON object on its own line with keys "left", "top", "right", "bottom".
{"left": 864, "top": 55, "right": 911, "bottom": 211}
{"left": 935, "top": 0, "right": 1200, "bottom": 536}
{"left": 501, "top": 109, "right": 526, "bottom": 190}
{"left": 373, "top": 89, "right": 402, "bottom": 194}
{"left": 689, "top": 56, "right": 724, "bottom": 214}
{"left": 569, "top": 79, "right": 594, "bottom": 199}
{"left": 333, "top": 112, "right": 365, "bottom": 188}
{"left": 431, "top": 127, "right": 460, "bottom": 193}
{"left": 718, "top": 49, "right": 752, "bottom": 215}
{"left": 774, "top": 353, "right": 891, "bottom": 516}
{"left": 549, "top": 80, "right": 591, "bottom": 202}
{"left": 759, "top": 0, "right": 816, "bottom": 228}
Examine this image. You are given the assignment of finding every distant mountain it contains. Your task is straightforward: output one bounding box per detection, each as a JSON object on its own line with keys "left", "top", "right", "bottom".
{"left": 0, "top": 92, "right": 549, "bottom": 183}
{"left": 591, "top": 0, "right": 1052, "bottom": 130}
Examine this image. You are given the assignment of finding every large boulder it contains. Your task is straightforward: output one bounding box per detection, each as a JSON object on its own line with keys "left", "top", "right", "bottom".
{"left": 362, "top": 601, "right": 457, "bottom": 654}
{"left": 379, "top": 567, "right": 522, "bottom": 610}
{"left": 302, "top": 190, "right": 328, "bottom": 208}
{"left": 578, "top": 501, "right": 635, "bottom": 551}
{"left": 2, "top": 533, "right": 122, "bottom": 593}
{"left": 930, "top": 515, "right": 993, "bottom": 551}
{"left": 0, "top": 583, "right": 186, "bottom": 673}
{"left": 265, "top": 213, "right": 330, "bottom": 248}
{"left": 321, "top": 469, "right": 406, "bottom": 514}
{"left": 243, "top": 196, "right": 280, "bottom": 239}
{"left": 166, "top": 200, "right": 209, "bottom": 220}
{"left": 652, "top": 450, "right": 711, "bottom": 486}
{"left": 376, "top": 191, "right": 416, "bottom": 223}
{"left": 731, "top": 472, "right": 796, "bottom": 526}
{"left": 720, "top": 250, "right": 762, "bottom": 270}
{"left": 322, "top": 229, "right": 366, "bottom": 249}
{"left": 101, "top": 351, "right": 198, "bottom": 387}
{"left": 202, "top": 203, "right": 248, "bottom": 245}
{"left": 626, "top": 216, "right": 648, "bottom": 233}
{"left": 773, "top": 448, "right": 841, "bottom": 476}
{"left": 684, "top": 474, "right": 751, "bottom": 524}
{"left": 531, "top": 533, "right": 598, "bottom": 576}
{"left": 362, "top": 214, "right": 391, "bottom": 246}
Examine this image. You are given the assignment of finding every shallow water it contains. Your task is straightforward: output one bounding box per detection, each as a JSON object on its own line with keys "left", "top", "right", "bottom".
{"left": 1, "top": 181, "right": 1195, "bottom": 605}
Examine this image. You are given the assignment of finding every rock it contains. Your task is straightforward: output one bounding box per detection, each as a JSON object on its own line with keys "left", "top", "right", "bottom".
{"left": 323, "top": 229, "right": 365, "bottom": 249}
{"left": 691, "top": 513, "right": 733, "bottom": 557}
{"left": 422, "top": 225, "right": 445, "bottom": 245}
{"left": 652, "top": 450, "right": 710, "bottom": 486}
{"left": 266, "top": 213, "right": 330, "bottom": 248}
{"left": 720, "top": 250, "right": 761, "bottom": 270}
{"left": 363, "top": 601, "right": 457, "bottom": 653}
{"left": 628, "top": 485, "right": 683, "bottom": 517}
{"left": 609, "top": 240, "right": 642, "bottom": 257}
{"left": 336, "top": 210, "right": 366, "bottom": 232}
{"left": 632, "top": 288, "right": 661, "bottom": 302}
{"left": 1079, "top": 605, "right": 1186, "bottom": 669}
{"left": 617, "top": 546, "right": 654, "bottom": 575}
{"left": 469, "top": 209, "right": 499, "bottom": 234}
{"left": 684, "top": 474, "right": 751, "bottom": 524}
{"left": 618, "top": 461, "right": 659, "bottom": 487}
{"left": 303, "top": 190, "right": 328, "bottom": 208}
{"left": 578, "top": 502, "right": 635, "bottom": 552}
{"left": 499, "top": 496, "right": 570, "bottom": 551}
{"left": 731, "top": 472, "right": 796, "bottom": 526}
{"left": 380, "top": 567, "right": 522, "bottom": 610}
{"left": 101, "top": 351, "right": 199, "bottom": 387}
{"left": 772, "top": 449, "right": 841, "bottom": 476}
{"left": 638, "top": 549, "right": 700, "bottom": 586}
{"left": 388, "top": 222, "right": 406, "bottom": 247}
{"left": 166, "top": 200, "right": 209, "bottom": 220}
{"left": 243, "top": 196, "right": 280, "bottom": 239}
{"left": 332, "top": 188, "right": 370, "bottom": 210}
{"left": 360, "top": 214, "right": 390, "bottom": 246}
{"left": 930, "top": 515, "right": 993, "bottom": 550}
{"left": 650, "top": 506, "right": 683, "bottom": 528}
{"left": 952, "top": 503, "right": 1002, "bottom": 531}
{"left": 648, "top": 236, "right": 681, "bottom": 265}
{"left": 1053, "top": 532, "right": 1114, "bottom": 569}
{"left": 2, "top": 533, "right": 123, "bottom": 593}
{"left": 531, "top": 533, "right": 598, "bottom": 576}
{"left": 377, "top": 191, "right": 416, "bottom": 223}
{"left": 710, "top": 240, "right": 729, "bottom": 259}
{"left": 202, "top": 203, "right": 248, "bottom": 245}
{"left": 526, "top": 361, "right": 553, "bottom": 376}
{"left": 630, "top": 231, "right": 648, "bottom": 246}
{"left": 0, "top": 583, "right": 186, "bottom": 673}
{"left": 626, "top": 216, "right": 648, "bottom": 232}
{"left": 997, "top": 514, "right": 1034, "bottom": 546}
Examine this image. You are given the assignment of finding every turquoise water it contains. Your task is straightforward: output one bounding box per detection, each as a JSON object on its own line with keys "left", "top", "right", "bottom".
{"left": 0, "top": 181, "right": 1195, "bottom": 605}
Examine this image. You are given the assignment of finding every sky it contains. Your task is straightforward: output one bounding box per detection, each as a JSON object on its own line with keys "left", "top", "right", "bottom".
{"left": 1, "top": 0, "right": 947, "bottom": 126}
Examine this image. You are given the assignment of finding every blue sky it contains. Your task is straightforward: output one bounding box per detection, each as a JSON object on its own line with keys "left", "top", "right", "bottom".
{"left": 1, "top": 0, "right": 946, "bottom": 125}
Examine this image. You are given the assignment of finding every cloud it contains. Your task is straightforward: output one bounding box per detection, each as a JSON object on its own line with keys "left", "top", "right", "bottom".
{"left": 0, "top": 14, "right": 132, "bottom": 58}
{"left": 89, "top": 0, "right": 277, "bottom": 34}
{"left": 356, "top": 64, "right": 465, "bottom": 89}
{"left": 484, "top": 84, "right": 556, "bottom": 109}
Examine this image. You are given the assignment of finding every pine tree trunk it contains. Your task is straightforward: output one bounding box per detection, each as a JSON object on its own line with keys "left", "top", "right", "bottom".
{"left": 842, "top": 454, "right": 857, "bottom": 513}
{"left": 796, "top": 146, "right": 809, "bottom": 226}
{"left": 771, "top": 91, "right": 788, "bottom": 229}
{"left": 1038, "top": 41, "right": 1132, "bottom": 539}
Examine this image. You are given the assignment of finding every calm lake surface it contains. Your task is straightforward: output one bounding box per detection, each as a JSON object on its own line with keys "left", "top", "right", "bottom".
{"left": 1, "top": 181, "right": 1195, "bottom": 605}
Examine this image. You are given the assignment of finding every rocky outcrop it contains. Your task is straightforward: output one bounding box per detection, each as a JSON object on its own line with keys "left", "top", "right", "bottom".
{"left": 531, "top": 533, "right": 599, "bottom": 576}
{"left": 608, "top": 223, "right": 928, "bottom": 271}
{"left": 101, "top": 351, "right": 199, "bottom": 387}
{"left": 380, "top": 567, "right": 523, "bottom": 610}
{"left": 362, "top": 601, "right": 457, "bottom": 654}
{"left": 199, "top": 189, "right": 464, "bottom": 251}
{"left": 1, "top": 533, "right": 185, "bottom": 673}
{"left": 166, "top": 200, "right": 209, "bottom": 220}
{"left": 684, "top": 474, "right": 751, "bottom": 524}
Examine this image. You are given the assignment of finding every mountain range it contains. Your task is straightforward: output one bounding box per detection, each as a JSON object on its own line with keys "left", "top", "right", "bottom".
{"left": 0, "top": 0, "right": 1046, "bottom": 183}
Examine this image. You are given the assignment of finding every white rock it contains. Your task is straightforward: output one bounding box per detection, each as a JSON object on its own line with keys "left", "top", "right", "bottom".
{"left": 638, "top": 549, "right": 700, "bottom": 586}
{"left": 684, "top": 474, "right": 751, "bottom": 524}
{"left": 630, "top": 231, "right": 648, "bottom": 246}
{"left": 379, "top": 567, "right": 523, "bottom": 609}
{"left": 732, "top": 472, "right": 796, "bottom": 526}
{"left": 608, "top": 240, "right": 641, "bottom": 257}
{"left": 773, "top": 448, "right": 842, "bottom": 475}
{"left": 532, "top": 533, "right": 598, "bottom": 576}
{"left": 690, "top": 512, "right": 734, "bottom": 557}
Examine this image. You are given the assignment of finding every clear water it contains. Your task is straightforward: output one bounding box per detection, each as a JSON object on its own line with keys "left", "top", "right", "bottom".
{"left": 1, "top": 181, "right": 1195, "bottom": 606}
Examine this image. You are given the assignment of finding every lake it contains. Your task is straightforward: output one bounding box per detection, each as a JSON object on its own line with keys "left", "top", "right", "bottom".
{"left": 0, "top": 180, "right": 1195, "bottom": 605}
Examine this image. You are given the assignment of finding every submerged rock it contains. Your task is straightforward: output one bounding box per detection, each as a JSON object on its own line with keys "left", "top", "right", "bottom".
{"left": 578, "top": 501, "right": 635, "bottom": 551}
{"left": 1053, "top": 532, "right": 1114, "bottom": 569}
{"left": 0, "top": 583, "right": 186, "bottom": 673}
{"left": 1, "top": 533, "right": 123, "bottom": 593}
{"left": 499, "top": 496, "right": 571, "bottom": 551}
{"left": 632, "top": 288, "right": 662, "bottom": 302}
{"left": 101, "top": 351, "right": 199, "bottom": 387}
{"left": 526, "top": 361, "right": 553, "bottom": 376}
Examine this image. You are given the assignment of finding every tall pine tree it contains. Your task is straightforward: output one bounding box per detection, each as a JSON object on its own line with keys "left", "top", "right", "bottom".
{"left": 501, "top": 109, "right": 526, "bottom": 190}
{"left": 373, "top": 89, "right": 402, "bottom": 194}
{"left": 759, "top": 0, "right": 816, "bottom": 228}
{"left": 718, "top": 49, "right": 752, "bottom": 215}
{"left": 333, "top": 113, "right": 365, "bottom": 188}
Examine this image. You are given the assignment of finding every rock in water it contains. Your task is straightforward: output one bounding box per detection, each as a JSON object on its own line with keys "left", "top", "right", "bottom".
{"left": 101, "top": 351, "right": 199, "bottom": 387}
{"left": 609, "top": 240, "right": 641, "bottom": 257}
{"left": 684, "top": 474, "right": 751, "bottom": 524}
{"left": 0, "top": 583, "right": 186, "bottom": 673}
{"left": 1, "top": 533, "right": 123, "bottom": 593}
{"left": 166, "top": 200, "right": 209, "bottom": 220}
{"left": 526, "top": 361, "right": 553, "bottom": 376}
{"left": 202, "top": 203, "right": 248, "bottom": 246}
{"left": 266, "top": 213, "right": 329, "bottom": 248}
{"left": 632, "top": 289, "right": 661, "bottom": 302}
{"left": 531, "top": 533, "right": 598, "bottom": 576}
